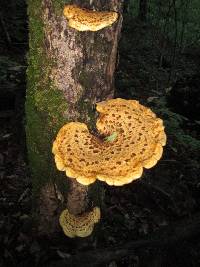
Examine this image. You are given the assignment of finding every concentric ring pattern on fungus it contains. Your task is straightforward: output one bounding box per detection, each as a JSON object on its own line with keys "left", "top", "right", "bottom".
{"left": 52, "top": 98, "right": 166, "bottom": 186}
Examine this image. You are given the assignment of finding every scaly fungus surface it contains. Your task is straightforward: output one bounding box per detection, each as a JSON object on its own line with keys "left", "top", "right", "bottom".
{"left": 63, "top": 5, "right": 118, "bottom": 31}
{"left": 59, "top": 206, "right": 100, "bottom": 238}
{"left": 52, "top": 98, "right": 166, "bottom": 186}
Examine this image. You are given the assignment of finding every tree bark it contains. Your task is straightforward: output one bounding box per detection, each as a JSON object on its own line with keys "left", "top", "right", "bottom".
{"left": 26, "top": 0, "right": 123, "bottom": 235}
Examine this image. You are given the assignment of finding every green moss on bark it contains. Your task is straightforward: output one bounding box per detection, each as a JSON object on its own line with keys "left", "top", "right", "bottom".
{"left": 77, "top": 98, "right": 96, "bottom": 128}
{"left": 34, "top": 87, "right": 68, "bottom": 134}
{"left": 52, "top": 0, "right": 71, "bottom": 16}
{"left": 78, "top": 70, "right": 95, "bottom": 90}
{"left": 26, "top": 86, "right": 68, "bottom": 194}
{"left": 26, "top": 0, "right": 68, "bottom": 195}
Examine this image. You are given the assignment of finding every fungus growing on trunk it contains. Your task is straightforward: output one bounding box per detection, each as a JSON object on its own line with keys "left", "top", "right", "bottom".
{"left": 59, "top": 206, "right": 100, "bottom": 238}
{"left": 52, "top": 98, "right": 166, "bottom": 186}
{"left": 63, "top": 5, "right": 118, "bottom": 31}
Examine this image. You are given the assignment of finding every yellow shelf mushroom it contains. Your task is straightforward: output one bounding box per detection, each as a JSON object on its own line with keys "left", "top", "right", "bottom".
{"left": 63, "top": 5, "right": 118, "bottom": 31}
{"left": 52, "top": 98, "right": 166, "bottom": 186}
{"left": 59, "top": 207, "right": 100, "bottom": 238}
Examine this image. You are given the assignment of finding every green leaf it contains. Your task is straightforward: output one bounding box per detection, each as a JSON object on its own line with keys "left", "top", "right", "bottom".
{"left": 104, "top": 132, "right": 118, "bottom": 142}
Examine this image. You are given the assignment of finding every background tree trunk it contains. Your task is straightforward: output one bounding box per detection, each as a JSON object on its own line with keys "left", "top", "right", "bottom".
{"left": 26, "top": 0, "right": 123, "bottom": 235}
{"left": 138, "top": 0, "right": 148, "bottom": 21}
{"left": 123, "top": 0, "right": 130, "bottom": 13}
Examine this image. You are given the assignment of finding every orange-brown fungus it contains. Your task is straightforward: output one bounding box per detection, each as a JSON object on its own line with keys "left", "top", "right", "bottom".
{"left": 59, "top": 207, "right": 100, "bottom": 238}
{"left": 63, "top": 4, "right": 118, "bottom": 31}
{"left": 52, "top": 98, "right": 166, "bottom": 186}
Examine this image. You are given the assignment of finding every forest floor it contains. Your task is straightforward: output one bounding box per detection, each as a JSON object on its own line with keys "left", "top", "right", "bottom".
{"left": 0, "top": 11, "right": 200, "bottom": 267}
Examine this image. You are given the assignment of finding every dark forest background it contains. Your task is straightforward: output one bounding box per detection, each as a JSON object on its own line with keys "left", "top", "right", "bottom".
{"left": 0, "top": 0, "right": 200, "bottom": 266}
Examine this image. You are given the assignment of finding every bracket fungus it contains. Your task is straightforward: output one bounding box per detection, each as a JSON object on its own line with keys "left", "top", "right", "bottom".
{"left": 63, "top": 5, "right": 118, "bottom": 31}
{"left": 52, "top": 98, "right": 166, "bottom": 186}
{"left": 59, "top": 207, "right": 100, "bottom": 238}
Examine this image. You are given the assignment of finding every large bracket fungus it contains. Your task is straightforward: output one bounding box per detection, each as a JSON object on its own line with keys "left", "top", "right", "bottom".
{"left": 52, "top": 98, "right": 166, "bottom": 186}
{"left": 63, "top": 4, "right": 118, "bottom": 31}
{"left": 59, "top": 207, "right": 100, "bottom": 238}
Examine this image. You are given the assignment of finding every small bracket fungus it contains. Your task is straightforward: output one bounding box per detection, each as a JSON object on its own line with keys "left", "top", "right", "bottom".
{"left": 52, "top": 98, "right": 166, "bottom": 186}
{"left": 63, "top": 5, "right": 118, "bottom": 31}
{"left": 59, "top": 207, "right": 100, "bottom": 238}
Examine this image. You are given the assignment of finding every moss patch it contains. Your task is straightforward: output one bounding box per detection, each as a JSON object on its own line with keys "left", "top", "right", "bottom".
{"left": 52, "top": 0, "right": 71, "bottom": 16}
{"left": 78, "top": 69, "right": 96, "bottom": 90}
{"left": 34, "top": 87, "right": 68, "bottom": 134}
{"left": 26, "top": 90, "right": 68, "bottom": 195}
{"left": 26, "top": 0, "right": 69, "bottom": 194}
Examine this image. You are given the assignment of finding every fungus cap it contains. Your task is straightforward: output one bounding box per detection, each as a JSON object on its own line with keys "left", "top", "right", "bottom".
{"left": 52, "top": 98, "right": 166, "bottom": 186}
{"left": 63, "top": 5, "right": 118, "bottom": 31}
{"left": 59, "top": 207, "right": 100, "bottom": 238}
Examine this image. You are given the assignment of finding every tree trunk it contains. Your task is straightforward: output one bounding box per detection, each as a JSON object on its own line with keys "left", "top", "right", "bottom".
{"left": 138, "top": 0, "right": 148, "bottom": 22}
{"left": 26, "top": 0, "right": 123, "bottom": 235}
{"left": 123, "top": 0, "right": 130, "bottom": 13}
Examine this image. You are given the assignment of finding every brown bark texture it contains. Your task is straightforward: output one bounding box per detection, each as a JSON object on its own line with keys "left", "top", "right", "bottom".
{"left": 26, "top": 0, "right": 123, "bottom": 235}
